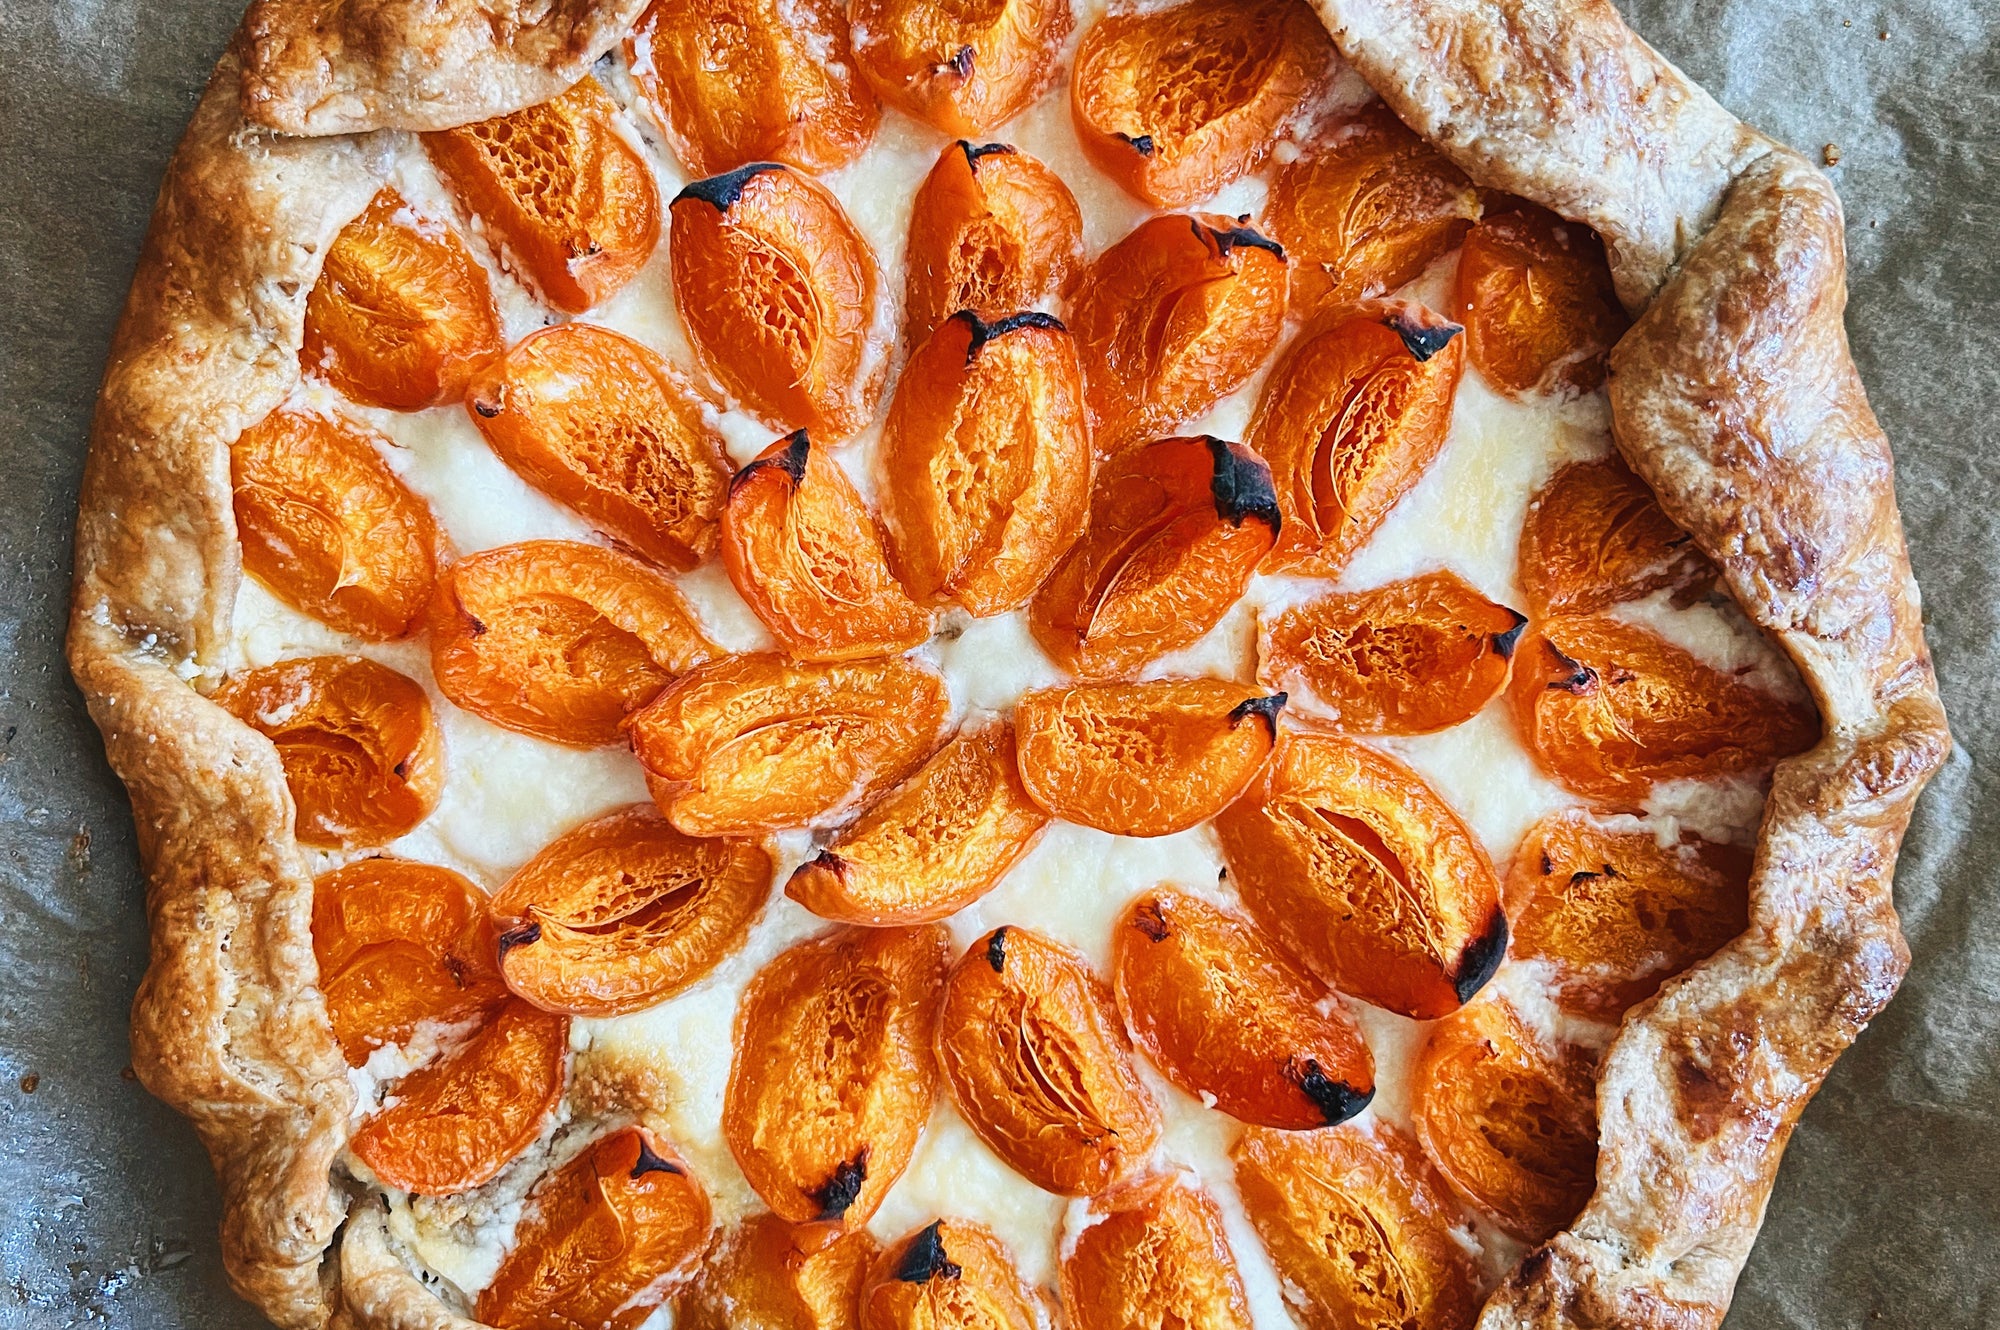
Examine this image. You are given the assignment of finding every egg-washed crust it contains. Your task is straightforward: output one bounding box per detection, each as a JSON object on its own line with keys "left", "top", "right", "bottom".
{"left": 65, "top": 1, "right": 1949, "bottom": 1328}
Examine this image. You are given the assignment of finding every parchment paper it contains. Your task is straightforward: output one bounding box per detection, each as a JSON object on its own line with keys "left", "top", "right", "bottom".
{"left": 1, "top": 0, "right": 1993, "bottom": 1325}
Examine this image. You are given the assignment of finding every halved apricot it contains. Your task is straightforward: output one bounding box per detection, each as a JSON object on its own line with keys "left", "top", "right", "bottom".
{"left": 1030, "top": 435, "right": 1280, "bottom": 677}
{"left": 489, "top": 804, "right": 770, "bottom": 1017}
{"left": 936, "top": 926, "right": 1159, "bottom": 1196}
{"left": 677, "top": 1211, "right": 881, "bottom": 1330}
{"left": 1014, "top": 678, "right": 1283, "bottom": 837}
{"left": 630, "top": 653, "right": 949, "bottom": 836}
{"left": 349, "top": 999, "right": 569, "bottom": 1195}
{"left": 1114, "top": 888, "right": 1374, "bottom": 1130}
{"left": 425, "top": 78, "right": 660, "bottom": 313}
{"left": 1068, "top": 214, "right": 1289, "bottom": 456}
{"left": 1411, "top": 995, "right": 1599, "bottom": 1241}
{"left": 851, "top": 0, "right": 1072, "bottom": 137}
{"left": 670, "top": 163, "right": 882, "bottom": 439}
{"left": 478, "top": 1126, "right": 712, "bottom": 1330}
{"left": 1453, "top": 203, "right": 1630, "bottom": 398}
{"left": 466, "top": 323, "right": 731, "bottom": 572}
{"left": 1070, "top": 0, "right": 1332, "bottom": 207}
{"left": 215, "top": 655, "right": 442, "bottom": 849}
{"left": 721, "top": 431, "right": 932, "bottom": 661}
{"left": 1505, "top": 615, "right": 1819, "bottom": 804}
{"left": 1519, "top": 455, "right": 1713, "bottom": 617}
{"left": 859, "top": 1220, "right": 1042, "bottom": 1330}
{"left": 301, "top": 189, "right": 503, "bottom": 411}
{"left": 1231, "top": 1123, "right": 1481, "bottom": 1330}
{"left": 231, "top": 408, "right": 437, "bottom": 641}
{"left": 1249, "top": 300, "right": 1464, "bottom": 575}
{"left": 1214, "top": 731, "right": 1505, "bottom": 1020}
{"left": 787, "top": 722, "right": 1048, "bottom": 926}
{"left": 1061, "top": 1175, "right": 1251, "bottom": 1330}
{"left": 1257, "top": 571, "right": 1526, "bottom": 734}
{"left": 1266, "top": 103, "right": 1481, "bottom": 320}
{"left": 629, "top": 0, "right": 879, "bottom": 177}
{"left": 429, "top": 540, "right": 715, "bottom": 748}
{"left": 724, "top": 925, "right": 951, "bottom": 1226}
{"left": 1509, "top": 810, "right": 1752, "bottom": 1021}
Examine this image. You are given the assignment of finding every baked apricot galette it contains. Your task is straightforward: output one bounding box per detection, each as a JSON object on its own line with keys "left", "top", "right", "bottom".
{"left": 68, "top": 0, "right": 1946, "bottom": 1327}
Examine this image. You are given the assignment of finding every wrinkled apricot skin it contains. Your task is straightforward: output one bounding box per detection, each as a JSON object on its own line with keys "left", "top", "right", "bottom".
{"left": 215, "top": 655, "right": 443, "bottom": 849}
{"left": 466, "top": 323, "right": 732, "bottom": 572}
{"left": 721, "top": 431, "right": 932, "bottom": 661}
{"left": 859, "top": 1220, "right": 1043, "bottom": 1330}
{"left": 1014, "top": 678, "right": 1283, "bottom": 838}
{"left": 1114, "top": 889, "right": 1374, "bottom": 1130}
{"left": 725, "top": 926, "right": 951, "bottom": 1226}
{"left": 670, "top": 164, "right": 883, "bottom": 439}
{"left": 430, "top": 541, "right": 716, "bottom": 748}
{"left": 1411, "top": 995, "right": 1599, "bottom": 1241}
{"left": 478, "top": 1126, "right": 712, "bottom": 1330}
{"left": 1069, "top": 215, "right": 1289, "bottom": 456}
{"left": 349, "top": 999, "right": 569, "bottom": 1196}
{"left": 302, "top": 190, "right": 503, "bottom": 411}
{"left": 1232, "top": 1123, "right": 1481, "bottom": 1330}
{"left": 231, "top": 409, "right": 438, "bottom": 641}
{"left": 1267, "top": 103, "right": 1481, "bottom": 320}
{"left": 629, "top": 0, "right": 879, "bottom": 177}
{"left": 852, "top": 0, "right": 1072, "bottom": 136}
{"left": 1505, "top": 615, "right": 1819, "bottom": 804}
{"left": 425, "top": 78, "right": 660, "bottom": 313}
{"left": 630, "top": 653, "right": 950, "bottom": 836}
{"left": 1214, "top": 731, "right": 1506, "bottom": 1020}
{"left": 1061, "top": 1175, "right": 1252, "bottom": 1330}
{"left": 787, "top": 722, "right": 1049, "bottom": 926}
{"left": 1031, "top": 435, "right": 1280, "bottom": 677}
{"left": 1070, "top": 0, "right": 1332, "bottom": 207}
{"left": 1509, "top": 810, "right": 1752, "bottom": 1020}
{"left": 489, "top": 804, "right": 770, "bottom": 1017}
{"left": 1454, "top": 203, "right": 1630, "bottom": 398}
{"left": 903, "top": 141, "right": 1084, "bottom": 350}
{"left": 677, "top": 1212, "right": 881, "bottom": 1330}
{"left": 1519, "top": 455, "right": 1713, "bottom": 617}
{"left": 1250, "top": 300, "right": 1465, "bottom": 575}
{"left": 1257, "top": 571, "right": 1526, "bottom": 734}
{"left": 936, "top": 926, "right": 1160, "bottom": 1196}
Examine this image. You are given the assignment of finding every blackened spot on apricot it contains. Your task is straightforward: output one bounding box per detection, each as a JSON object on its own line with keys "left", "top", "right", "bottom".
{"left": 1494, "top": 609, "right": 1530, "bottom": 659}
{"left": 1453, "top": 909, "right": 1509, "bottom": 1003}
{"left": 811, "top": 1151, "right": 869, "bottom": 1218}
{"left": 1117, "top": 132, "right": 1156, "bottom": 157}
{"left": 955, "top": 309, "right": 1067, "bottom": 363}
{"left": 630, "top": 1138, "right": 684, "bottom": 1178}
{"left": 675, "top": 161, "right": 787, "bottom": 212}
{"left": 1547, "top": 645, "right": 1598, "bottom": 695}
{"left": 1205, "top": 221, "right": 1286, "bottom": 263}
{"left": 498, "top": 922, "right": 542, "bottom": 955}
{"left": 1205, "top": 436, "right": 1282, "bottom": 531}
{"left": 393, "top": 760, "right": 410, "bottom": 779}
{"left": 731, "top": 429, "right": 812, "bottom": 497}
{"left": 1228, "top": 692, "right": 1287, "bottom": 736}
{"left": 987, "top": 926, "right": 1009, "bottom": 972}
{"left": 962, "top": 141, "right": 1018, "bottom": 170}
{"left": 472, "top": 395, "right": 502, "bottom": 418}
{"left": 1386, "top": 310, "right": 1464, "bottom": 362}
{"left": 945, "top": 45, "right": 976, "bottom": 77}
{"left": 1294, "top": 1058, "right": 1373, "bottom": 1125}
{"left": 1133, "top": 900, "right": 1171, "bottom": 942}
{"left": 896, "top": 1221, "right": 962, "bottom": 1283}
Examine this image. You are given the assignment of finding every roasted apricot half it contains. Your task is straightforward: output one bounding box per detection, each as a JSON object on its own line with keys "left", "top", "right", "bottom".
{"left": 629, "top": 0, "right": 879, "bottom": 177}
{"left": 1519, "top": 454, "right": 1712, "bottom": 618}
{"left": 936, "top": 926, "right": 1159, "bottom": 1196}
{"left": 430, "top": 540, "right": 715, "bottom": 748}
{"left": 677, "top": 1211, "right": 881, "bottom": 1330}
{"left": 215, "top": 655, "right": 442, "bottom": 849}
{"left": 1114, "top": 889, "right": 1374, "bottom": 1130}
{"left": 230, "top": 408, "right": 438, "bottom": 641}
{"left": 1214, "top": 731, "right": 1505, "bottom": 1020}
{"left": 478, "top": 1126, "right": 712, "bottom": 1330}
{"left": 1069, "top": 214, "right": 1289, "bottom": 456}
{"left": 1061, "top": 1175, "right": 1251, "bottom": 1330}
{"left": 879, "top": 311, "right": 1090, "bottom": 614}
{"left": 1257, "top": 571, "right": 1526, "bottom": 734}
{"left": 466, "top": 323, "right": 731, "bottom": 572}
{"left": 852, "top": 0, "right": 1071, "bottom": 137}
{"left": 1250, "top": 300, "right": 1464, "bottom": 575}
{"left": 1014, "top": 678, "right": 1283, "bottom": 837}
{"left": 859, "top": 1220, "right": 1042, "bottom": 1330}
{"left": 630, "top": 653, "right": 949, "bottom": 836}
{"left": 1232, "top": 1123, "right": 1481, "bottom": 1330}
{"left": 787, "top": 722, "right": 1049, "bottom": 926}
{"left": 1506, "top": 615, "right": 1819, "bottom": 804}
{"left": 1454, "top": 203, "right": 1630, "bottom": 398}
{"left": 1411, "top": 995, "right": 1599, "bottom": 1241}
{"left": 670, "top": 163, "right": 882, "bottom": 439}
{"left": 903, "top": 141, "right": 1084, "bottom": 350}
{"left": 1070, "top": 0, "right": 1332, "bottom": 207}
{"left": 349, "top": 999, "right": 569, "bottom": 1195}
{"left": 302, "top": 189, "right": 502, "bottom": 411}
{"left": 725, "top": 925, "right": 951, "bottom": 1226}
{"left": 425, "top": 77, "right": 660, "bottom": 313}
{"left": 1030, "top": 435, "right": 1279, "bottom": 677}
{"left": 721, "top": 431, "right": 932, "bottom": 661}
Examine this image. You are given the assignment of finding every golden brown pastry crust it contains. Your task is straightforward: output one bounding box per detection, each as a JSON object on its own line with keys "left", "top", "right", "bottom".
{"left": 65, "top": 1, "right": 1947, "bottom": 1328}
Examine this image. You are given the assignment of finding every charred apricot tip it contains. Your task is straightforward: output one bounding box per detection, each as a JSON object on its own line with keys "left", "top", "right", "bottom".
{"left": 1545, "top": 645, "right": 1598, "bottom": 695}
{"left": 896, "top": 1222, "right": 962, "bottom": 1283}
{"left": 1132, "top": 900, "right": 1171, "bottom": 943}
{"left": 1385, "top": 309, "right": 1464, "bottom": 362}
{"left": 1227, "top": 692, "right": 1287, "bottom": 736}
{"left": 730, "top": 430, "right": 812, "bottom": 496}
{"left": 1452, "top": 910, "right": 1509, "bottom": 1003}
{"left": 812, "top": 1151, "right": 870, "bottom": 1220}
{"left": 1202, "top": 219, "right": 1286, "bottom": 264}
{"left": 1116, "top": 132, "right": 1157, "bottom": 157}
{"left": 1293, "top": 1058, "right": 1373, "bottom": 1126}
{"left": 1204, "top": 436, "right": 1282, "bottom": 532}
{"left": 801, "top": 848, "right": 849, "bottom": 880}
{"left": 470, "top": 390, "right": 503, "bottom": 419}
{"left": 955, "top": 309, "right": 1067, "bottom": 363}
{"left": 630, "top": 1138, "right": 685, "bottom": 1178}
{"left": 674, "top": 161, "right": 787, "bottom": 212}
{"left": 961, "top": 141, "right": 1018, "bottom": 169}
{"left": 497, "top": 921, "right": 543, "bottom": 956}
{"left": 1494, "top": 609, "right": 1530, "bottom": 659}
{"left": 986, "top": 926, "right": 1009, "bottom": 972}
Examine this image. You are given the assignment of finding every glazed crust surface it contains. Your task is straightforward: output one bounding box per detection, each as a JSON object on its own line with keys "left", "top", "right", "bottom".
{"left": 66, "top": 2, "right": 1948, "bottom": 1328}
